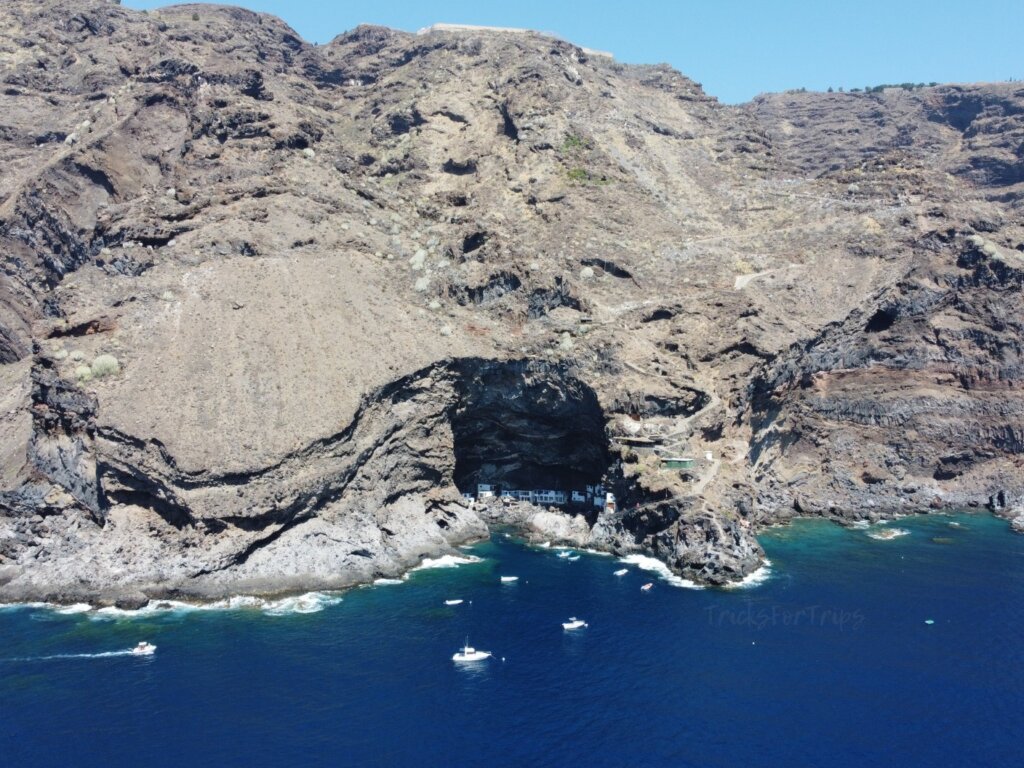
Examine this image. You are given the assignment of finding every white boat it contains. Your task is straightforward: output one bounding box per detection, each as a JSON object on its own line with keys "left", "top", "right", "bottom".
{"left": 562, "top": 617, "right": 588, "bottom": 630}
{"left": 444, "top": 599, "right": 464, "bottom": 606}
{"left": 500, "top": 576, "right": 518, "bottom": 583}
{"left": 613, "top": 568, "right": 628, "bottom": 576}
{"left": 452, "top": 640, "right": 492, "bottom": 662}
{"left": 556, "top": 551, "right": 573, "bottom": 559}
{"left": 567, "top": 555, "right": 580, "bottom": 562}
{"left": 131, "top": 641, "right": 156, "bottom": 656}
{"left": 640, "top": 582, "right": 653, "bottom": 592}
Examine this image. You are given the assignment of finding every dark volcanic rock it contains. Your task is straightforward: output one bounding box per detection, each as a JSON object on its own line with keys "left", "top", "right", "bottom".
{"left": 0, "top": 1, "right": 1022, "bottom": 602}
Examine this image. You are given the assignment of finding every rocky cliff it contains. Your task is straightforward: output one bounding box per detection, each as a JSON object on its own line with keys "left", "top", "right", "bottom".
{"left": 1, "top": 1, "right": 1022, "bottom": 604}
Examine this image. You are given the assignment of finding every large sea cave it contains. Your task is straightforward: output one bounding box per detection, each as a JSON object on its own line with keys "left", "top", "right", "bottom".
{"left": 448, "top": 359, "right": 611, "bottom": 496}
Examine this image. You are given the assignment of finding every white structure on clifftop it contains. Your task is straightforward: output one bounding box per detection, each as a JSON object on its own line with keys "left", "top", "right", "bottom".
{"left": 418, "top": 23, "right": 534, "bottom": 36}
{"left": 416, "top": 23, "right": 613, "bottom": 59}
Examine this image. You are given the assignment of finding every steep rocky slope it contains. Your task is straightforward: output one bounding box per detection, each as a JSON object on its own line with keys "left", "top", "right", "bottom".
{"left": 0, "top": 1, "right": 1022, "bottom": 604}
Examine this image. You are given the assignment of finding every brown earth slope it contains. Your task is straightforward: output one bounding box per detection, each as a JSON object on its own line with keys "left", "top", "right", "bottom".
{"left": 0, "top": 1, "right": 1022, "bottom": 604}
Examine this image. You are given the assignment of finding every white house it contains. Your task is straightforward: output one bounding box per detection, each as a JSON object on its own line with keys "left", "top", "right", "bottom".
{"left": 534, "top": 490, "right": 567, "bottom": 506}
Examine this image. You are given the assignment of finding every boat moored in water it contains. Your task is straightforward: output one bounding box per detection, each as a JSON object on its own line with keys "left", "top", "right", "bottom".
{"left": 562, "top": 617, "right": 588, "bottom": 630}
{"left": 452, "top": 641, "right": 492, "bottom": 662}
{"left": 131, "top": 642, "right": 156, "bottom": 655}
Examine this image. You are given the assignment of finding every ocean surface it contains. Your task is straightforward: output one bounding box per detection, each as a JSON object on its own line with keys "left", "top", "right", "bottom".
{"left": 2, "top": 512, "right": 1022, "bottom": 767}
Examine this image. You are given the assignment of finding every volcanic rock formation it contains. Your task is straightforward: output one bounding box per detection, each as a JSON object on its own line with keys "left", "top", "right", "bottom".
{"left": 0, "top": 1, "right": 1022, "bottom": 603}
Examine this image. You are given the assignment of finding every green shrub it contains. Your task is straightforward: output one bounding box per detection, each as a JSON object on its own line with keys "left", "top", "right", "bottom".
{"left": 75, "top": 365, "right": 93, "bottom": 383}
{"left": 567, "top": 167, "right": 611, "bottom": 185}
{"left": 91, "top": 354, "right": 121, "bottom": 378}
{"left": 562, "top": 133, "right": 589, "bottom": 151}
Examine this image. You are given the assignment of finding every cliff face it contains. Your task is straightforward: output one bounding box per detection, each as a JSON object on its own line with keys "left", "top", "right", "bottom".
{"left": 0, "top": 1, "right": 1022, "bottom": 603}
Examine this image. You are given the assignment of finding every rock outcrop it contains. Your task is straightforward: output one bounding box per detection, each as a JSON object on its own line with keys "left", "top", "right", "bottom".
{"left": 0, "top": 1, "right": 1022, "bottom": 603}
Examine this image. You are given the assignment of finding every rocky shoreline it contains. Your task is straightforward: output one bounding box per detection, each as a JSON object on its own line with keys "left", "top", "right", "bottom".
{"left": 1, "top": 2, "right": 1023, "bottom": 603}
{"left": 7, "top": 499, "right": 1020, "bottom": 609}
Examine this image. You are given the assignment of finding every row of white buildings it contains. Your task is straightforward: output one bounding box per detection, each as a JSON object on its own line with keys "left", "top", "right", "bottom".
{"left": 469, "top": 484, "right": 616, "bottom": 512}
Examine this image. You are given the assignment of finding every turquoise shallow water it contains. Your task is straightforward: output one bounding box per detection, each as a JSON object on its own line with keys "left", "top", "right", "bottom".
{"left": 1, "top": 512, "right": 1022, "bottom": 767}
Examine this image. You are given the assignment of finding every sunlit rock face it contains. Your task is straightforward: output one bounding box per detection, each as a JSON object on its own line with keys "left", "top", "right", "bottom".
{"left": 1, "top": 0, "right": 1023, "bottom": 603}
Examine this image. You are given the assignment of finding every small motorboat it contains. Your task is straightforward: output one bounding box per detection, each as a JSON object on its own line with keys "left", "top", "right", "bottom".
{"left": 444, "top": 599, "right": 464, "bottom": 606}
{"left": 452, "top": 640, "right": 492, "bottom": 662}
{"left": 131, "top": 641, "right": 156, "bottom": 656}
{"left": 562, "top": 617, "right": 588, "bottom": 630}
{"left": 613, "top": 568, "right": 628, "bottom": 577}
{"left": 567, "top": 555, "right": 580, "bottom": 562}
{"left": 556, "top": 551, "right": 574, "bottom": 559}
{"left": 500, "top": 576, "right": 519, "bottom": 583}
{"left": 640, "top": 582, "right": 653, "bottom": 592}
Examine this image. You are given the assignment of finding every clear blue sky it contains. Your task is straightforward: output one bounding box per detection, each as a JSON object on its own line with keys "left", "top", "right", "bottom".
{"left": 124, "top": 1, "right": 1023, "bottom": 103}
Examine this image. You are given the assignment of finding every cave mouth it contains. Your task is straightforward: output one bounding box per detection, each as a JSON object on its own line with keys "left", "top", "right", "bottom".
{"left": 450, "top": 359, "right": 611, "bottom": 498}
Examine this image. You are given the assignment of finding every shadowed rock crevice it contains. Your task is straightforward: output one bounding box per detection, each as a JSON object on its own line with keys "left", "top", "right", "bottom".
{"left": 449, "top": 359, "right": 610, "bottom": 492}
{"left": 3, "top": 1, "right": 1024, "bottom": 604}
{"left": 448, "top": 271, "right": 521, "bottom": 305}
{"left": 4, "top": 355, "right": 624, "bottom": 601}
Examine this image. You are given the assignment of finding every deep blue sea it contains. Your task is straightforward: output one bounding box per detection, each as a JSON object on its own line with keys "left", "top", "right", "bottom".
{"left": 2, "top": 512, "right": 1023, "bottom": 767}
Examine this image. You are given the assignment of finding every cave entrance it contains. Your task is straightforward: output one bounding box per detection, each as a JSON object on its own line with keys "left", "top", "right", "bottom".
{"left": 450, "top": 359, "right": 610, "bottom": 499}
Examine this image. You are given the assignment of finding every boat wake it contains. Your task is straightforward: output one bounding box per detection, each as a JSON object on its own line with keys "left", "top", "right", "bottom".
{"left": 2, "top": 648, "right": 149, "bottom": 662}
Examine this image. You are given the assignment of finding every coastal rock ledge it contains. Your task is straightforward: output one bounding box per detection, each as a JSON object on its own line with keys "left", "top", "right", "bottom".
{"left": 1, "top": 1, "right": 1023, "bottom": 604}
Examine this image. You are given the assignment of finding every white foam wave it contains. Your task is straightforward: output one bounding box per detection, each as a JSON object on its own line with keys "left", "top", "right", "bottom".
{"left": 411, "top": 554, "right": 484, "bottom": 571}
{"left": 92, "top": 600, "right": 196, "bottom": 619}
{"left": 723, "top": 559, "right": 773, "bottom": 589}
{"left": 867, "top": 528, "right": 910, "bottom": 541}
{"left": 0, "top": 601, "right": 55, "bottom": 612}
{"left": 373, "top": 578, "right": 404, "bottom": 586}
{"left": 205, "top": 596, "right": 265, "bottom": 611}
{"left": 90, "top": 592, "right": 342, "bottom": 619}
{"left": 261, "top": 592, "right": 341, "bottom": 616}
{"left": 56, "top": 603, "right": 93, "bottom": 615}
{"left": 849, "top": 520, "right": 871, "bottom": 530}
{"left": 617, "top": 554, "right": 704, "bottom": 590}
{"left": 581, "top": 548, "right": 613, "bottom": 557}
